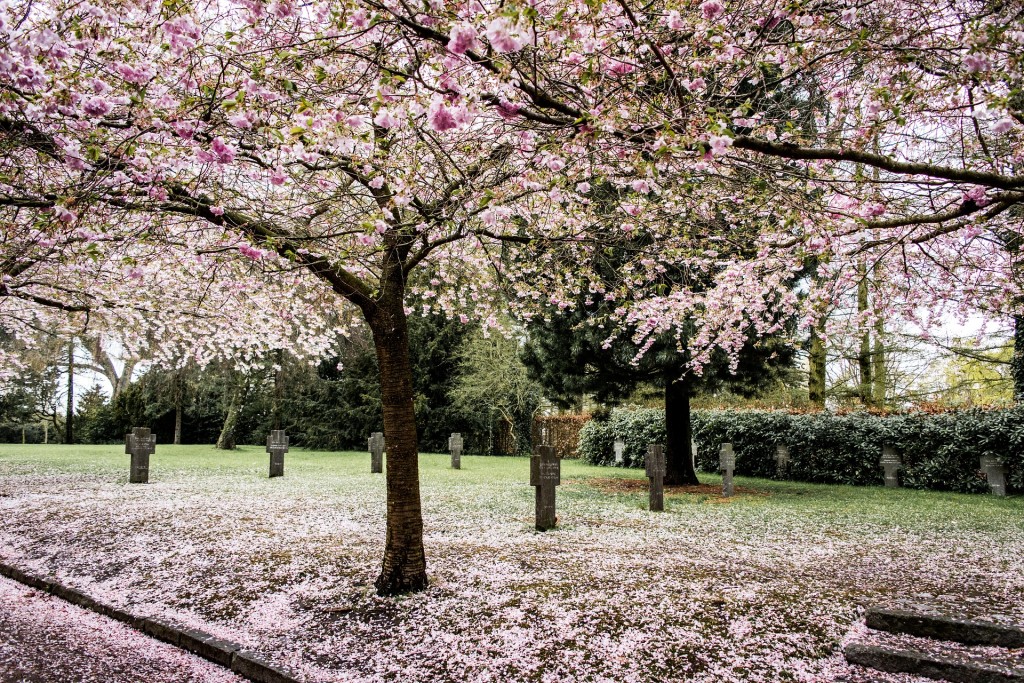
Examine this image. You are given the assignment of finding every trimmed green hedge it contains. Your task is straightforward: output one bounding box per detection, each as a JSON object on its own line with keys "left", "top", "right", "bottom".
{"left": 578, "top": 408, "right": 1022, "bottom": 494}
{"left": 578, "top": 410, "right": 666, "bottom": 469}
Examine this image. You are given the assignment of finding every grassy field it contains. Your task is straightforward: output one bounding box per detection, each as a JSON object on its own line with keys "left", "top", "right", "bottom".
{"left": 1, "top": 443, "right": 1022, "bottom": 682}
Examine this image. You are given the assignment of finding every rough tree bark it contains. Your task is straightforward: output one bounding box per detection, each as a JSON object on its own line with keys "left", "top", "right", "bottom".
{"left": 216, "top": 379, "right": 241, "bottom": 450}
{"left": 365, "top": 269, "right": 428, "bottom": 595}
{"left": 872, "top": 317, "right": 886, "bottom": 408}
{"left": 173, "top": 370, "right": 183, "bottom": 445}
{"left": 83, "top": 337, "right": 135, "bottom": 399}
{"left": 64, "top": 340, "right": 73, "bottom": 444}
{"left": 857, "top": 263, "right": 873, "bottom": 407}
{"left": 1014, "top": 314, "right": 1024, "bottom": 403}
{"left": 808, "top": 322, "right": 827, "bottom": 408}
{"left": 273, "top": 348, "right": 283, "bottom": 431}
{"left": 664, "top": 370, "right": 699, "bottom": 486}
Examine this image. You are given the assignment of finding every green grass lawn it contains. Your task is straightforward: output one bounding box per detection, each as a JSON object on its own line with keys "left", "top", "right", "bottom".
{"left": 1, "top": 443, "right": 1021, "bottom": 682}
{"left": 1, "top": 442, "right": 1015, "bottom": 528}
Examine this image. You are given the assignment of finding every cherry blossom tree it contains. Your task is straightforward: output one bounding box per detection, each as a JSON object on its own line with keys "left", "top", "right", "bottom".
{"left": 4, "top": 0, "right": 1021, "bottom": 595}
{"left": 2, "top": 0, "right": 557, "bottom": 594}
{"left": 371, "top": 0, "right": 1024, "bottom": 387}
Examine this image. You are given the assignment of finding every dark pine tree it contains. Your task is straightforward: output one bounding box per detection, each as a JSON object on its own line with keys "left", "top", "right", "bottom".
{"left": 522, "top": 308, "right": 796, "bottom": 485}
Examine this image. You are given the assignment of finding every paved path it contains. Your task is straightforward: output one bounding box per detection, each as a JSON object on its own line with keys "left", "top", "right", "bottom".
{"left": 0, "top": 576, "right": 243, "bottom": 683}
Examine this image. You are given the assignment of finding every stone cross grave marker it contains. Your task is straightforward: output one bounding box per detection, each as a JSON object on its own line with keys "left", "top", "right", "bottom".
{"left": 266, "top": 430, "right": 288, "bottom": 478}
{"left": 530, "top": 444, "right": 560, "bottom": 531}
{"left": 775, "top": 443, "right": 791, "bottom": 479}
{"left": 980, "top": 456, "right": 1007, "bottom": 497}
{"left": 613, "top": 437, "right": 625, "bottom": 466}
{"left": 449, "top": 432, "right": 463, "bottom": 470}
{"left": 646, "top": 443, "right": 666, "bottom": 512}
{"left": 880, "top": 445, "right": 901, "bottom": 488}
{"left": 368, "top": 432, "right": 384, "bottom": 473}
{"left": 719, "top": 443, "right": 735, "bottom": 497}
{"left": 125, "top": 427, "right": 155, "bottom": 484}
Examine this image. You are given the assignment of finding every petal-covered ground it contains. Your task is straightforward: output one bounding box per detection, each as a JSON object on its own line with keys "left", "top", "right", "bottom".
{"left": 0, "top": 575, "right": 243, "bottom": 682}
{"left": 0, "top": 444, "right": 1021, "bottom": 682}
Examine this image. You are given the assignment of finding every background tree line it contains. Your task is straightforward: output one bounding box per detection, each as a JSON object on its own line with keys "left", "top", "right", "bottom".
{"left": 0, "top": 314, "right": 543, "bottom": 454}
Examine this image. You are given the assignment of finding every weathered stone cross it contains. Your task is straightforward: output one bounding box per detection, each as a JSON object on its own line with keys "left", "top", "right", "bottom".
{"left": 266, "top": 430, "right": 289, "bottom": 478}
{"left": 646, "top": 443, "right": 665, "bottom": 511}
{"left": 368, "top": 432, "right": 384, "bottom": 473}
{"left": 719, "top": 443, "right": 735, "bottom": 497}
{"left": 125, "top": 427, "right": 155, "bottom": 484}
{"left": 530, "top": 443, "right": 560, "bottom": 531}
{"left": 449, "top": 432, "right": 463, "bottom": 470}
{"left": 775, "top": 443, "right": 790, "bottom": 479}
{"left": 980, "top": 455, "right": 1007, "bottom": 497}
{"left": 880, "top": 445, "right": 901, "bottom": 488}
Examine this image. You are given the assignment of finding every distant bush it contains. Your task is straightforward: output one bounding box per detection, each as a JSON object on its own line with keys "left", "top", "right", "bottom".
{"left": 577, "top": 409, "right": 665, "bottom": 468}
{"left": 579, "top": 407, "right": 1022, "bottom": 494}
{"left": 0, "top": 423, "right": 49, "bottom": 444}
{"left": 533, "top": 414, "right": 592, "bottom": 458}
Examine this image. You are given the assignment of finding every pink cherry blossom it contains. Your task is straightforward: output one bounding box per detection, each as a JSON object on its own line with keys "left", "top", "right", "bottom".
{"left": 497, "top": 101, "right": 520, "bottom": 120}
{"left": 964, "top": 186, "right": 991, "bottom": 207}
{"left": 485, "top": 18, "right": 522, "bottom": 53}
{"left": 428, "top": 103, "right": 458, "bottom": 131}
{"left": 447, "top": 24, "right": 479, "bottom": 55}
{"left": 54, "top": 206, "right": 77, "bottom": 223}
{"left": 237, "top": 244, "right": 264, "bottom": 259}
{"left": 210, "top": 137, "right": 236, "bottom": 164}
{"left": 963, "top": 54, "right": 990, "bottom": 73}
{"left": 708, "top": 135, "right": 732, "bottom": 156}
{"left": 349, "top": 8, "right": 369, "bottom": 29}
{"left": 545, "top": 156, "right": 565, "bottom": 172}
{"left": 373, "top": 109, "right": 399, "bottom": 128}
{"left": 606, "top": 60, "right": 635, "bottom": 76}
{"left": 993, "top": 118, "right": 1014, "bottom": 134}
{"left": 700, "top": 0, "right": 725, "bottom": 21}
{"left": 864, "top": 202, "right": 886, "bottom": 217}
{"left": 82, "top": 96, "right": 112, "bottom": 117}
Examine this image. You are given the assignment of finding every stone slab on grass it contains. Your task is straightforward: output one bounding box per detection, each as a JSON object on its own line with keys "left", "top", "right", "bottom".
{"left": 232, "top": 650, "right": 302, "bottom": 683}
{"left": 844, "top": 642, "right": 1023, "bottom": 682}
{"left": 866, "top": 607, "right": 1024, "bottom": 648}
{"left": 0, "top": 575, "right": 243, "bottom": 683}
{"left": 0, "top": 560, "right": 300, "bottom": 683}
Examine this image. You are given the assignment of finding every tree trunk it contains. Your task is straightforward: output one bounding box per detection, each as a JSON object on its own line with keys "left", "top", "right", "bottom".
{"left": 65, "top": 340, "right": 74, "bottom": 444}
{"left": 1014, "top": 314, "right": 1024, "bottom": 403}
{"left": 114, "top": 359, "right": 136, "bottom": 399}
{"left": 216, "top": 381, "right": 240, "bottom": 450}
{"left": 872, "top": 316, "right": 886, "bottom": 408}
{"left": 273, "top": 348, "right": 283, "bottom": 431}
{"left": 857, "top": 264, "right": 873, "bottom": 406}
{"left": 368, "top": 291, "right": 428, "bottom": 595}
{"left": 173, "top": 371, "right": 183, "bottom": 446}
{"left": 808, "top": 319, "right": 827, "bottom": 407}
{"left": 84, "top": 336, "right": 134, "bottom": 399}
{"left": 664, "top": 370, "right": 699, "bottom": 485}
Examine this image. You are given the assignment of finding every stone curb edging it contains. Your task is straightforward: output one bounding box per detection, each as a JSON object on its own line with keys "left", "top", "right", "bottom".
{"left": 844, "top": 642, "right": 1024, "bottom": 683}
{"left": 866, "top": 607, "right": 1024, "bottom": 648}
{"left": 0, "top": 561, "right": 302, "bottom": 683}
